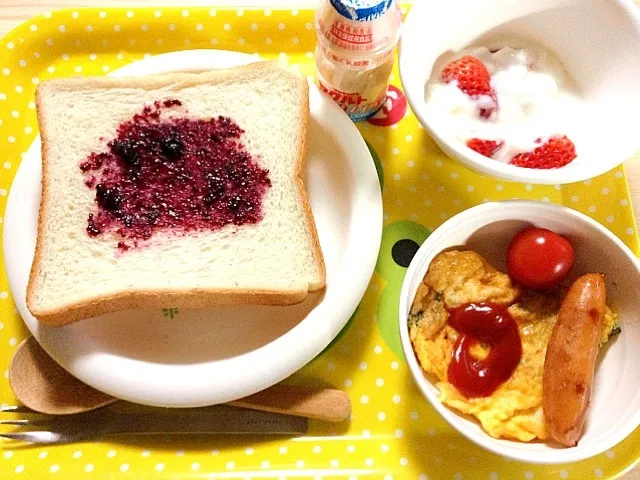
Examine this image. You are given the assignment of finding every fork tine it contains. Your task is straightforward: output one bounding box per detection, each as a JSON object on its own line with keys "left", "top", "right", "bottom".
{"left": 0, "top": 431, "right": 63, "bottom": 444}
{"left": 0, "top": 419, "right": 30, "bottom": 425}
{"left": 0, "top": 417, "right": 81, "bottom": 426}
{"left": 1, "top": 405, "right": 38, "bottom": 414}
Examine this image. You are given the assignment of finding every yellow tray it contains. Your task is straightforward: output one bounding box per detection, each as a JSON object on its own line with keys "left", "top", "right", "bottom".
{"left": 0, "top": 6, "right": 639, "bottom": 480}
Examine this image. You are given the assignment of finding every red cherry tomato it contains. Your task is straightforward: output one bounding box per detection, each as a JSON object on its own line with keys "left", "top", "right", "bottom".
{"left": 507, "top": 227, "right": 574, "bottom": 290}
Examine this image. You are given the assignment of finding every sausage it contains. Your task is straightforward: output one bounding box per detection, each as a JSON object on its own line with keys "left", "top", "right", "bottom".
{"left": 543, "top": 273, "right": 606, "bottom": 447}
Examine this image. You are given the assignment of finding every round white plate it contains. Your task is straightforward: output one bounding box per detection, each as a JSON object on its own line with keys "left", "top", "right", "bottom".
{"left": 3, "top": 50, "right": 383, "bottom": 407}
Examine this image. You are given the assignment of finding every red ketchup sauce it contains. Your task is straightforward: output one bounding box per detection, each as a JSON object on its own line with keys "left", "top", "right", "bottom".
{"left": 447, "top": 303, "right": 522, "bottom": 398}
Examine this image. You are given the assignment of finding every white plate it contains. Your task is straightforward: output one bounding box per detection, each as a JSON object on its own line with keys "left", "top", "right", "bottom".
{"left": 3, "top": 50, "right": 383, "bottom": 407}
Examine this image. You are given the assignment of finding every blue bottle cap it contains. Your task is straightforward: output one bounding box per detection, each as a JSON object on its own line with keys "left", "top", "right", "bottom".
{"left": 329, "top": 0, "right": 395, "bottom": 22}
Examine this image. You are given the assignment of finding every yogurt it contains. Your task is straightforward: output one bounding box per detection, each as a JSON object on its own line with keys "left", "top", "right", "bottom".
{"left": 425, "top": 46, "right": 584, "bottom": 163}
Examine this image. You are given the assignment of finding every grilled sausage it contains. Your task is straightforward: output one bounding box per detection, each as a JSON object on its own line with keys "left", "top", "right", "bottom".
{"left": 543, "top": 273, "right": 606, "bottom": 447}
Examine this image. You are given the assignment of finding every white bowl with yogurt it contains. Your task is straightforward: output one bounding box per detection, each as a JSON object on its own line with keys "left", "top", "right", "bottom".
{"left": 399, "top": 0, "right": 640, "bottom": 184}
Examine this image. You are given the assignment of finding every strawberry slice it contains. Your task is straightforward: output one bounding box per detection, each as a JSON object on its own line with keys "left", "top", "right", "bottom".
{"left": 441, "top": 56, "right": 492, "bottom": 97}
{"left": 441, "top": 55, "right": 497, "bottom": 118}
{"left": 510, "top": 136, "right": 577, "bottom": 169}
{"left": 467, "top": 138, "right": 504, "bottom": 158}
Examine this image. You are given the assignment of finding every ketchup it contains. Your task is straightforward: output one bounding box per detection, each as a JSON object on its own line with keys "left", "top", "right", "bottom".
{"left": 447, "top": 303, "right": 522, "bottom": 398}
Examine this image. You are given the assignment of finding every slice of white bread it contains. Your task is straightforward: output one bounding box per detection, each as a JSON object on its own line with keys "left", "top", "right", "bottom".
{"left": 27, "top": 62, "right": 326, "bottom": 326}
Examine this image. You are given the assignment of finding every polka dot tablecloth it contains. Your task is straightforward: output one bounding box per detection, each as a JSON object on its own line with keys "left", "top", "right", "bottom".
{"left": 0, "top": 6, "right": 639, "bottom": 480}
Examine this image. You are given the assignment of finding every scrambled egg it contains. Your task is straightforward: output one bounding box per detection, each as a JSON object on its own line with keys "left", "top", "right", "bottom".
{"left": 409, "top": 249, "right": 618, "bottom": 442}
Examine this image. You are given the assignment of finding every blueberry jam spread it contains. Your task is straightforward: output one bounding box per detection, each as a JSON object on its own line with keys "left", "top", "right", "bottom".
{"left": 80, "top": 99, "right": 271, "bottom": 247}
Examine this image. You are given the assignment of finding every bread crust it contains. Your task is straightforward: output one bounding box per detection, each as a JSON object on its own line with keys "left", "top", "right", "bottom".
{"left": 28, "top": 289, "right": 312, "bottom": 327}
{"left": 293, "top": 68, "right": 327, "bottom": 292}
{"left": 26, "top": 62, "right": 326, "bottom": 326}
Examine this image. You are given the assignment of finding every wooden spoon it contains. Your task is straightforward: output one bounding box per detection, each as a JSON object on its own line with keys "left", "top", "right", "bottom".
{"left": 9, "top": 337, "right": 351, "bottom": 422}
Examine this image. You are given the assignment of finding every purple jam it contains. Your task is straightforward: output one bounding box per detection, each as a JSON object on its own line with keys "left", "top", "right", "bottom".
{"left": 79, "top": 100, "right": 271, "bottom": 244}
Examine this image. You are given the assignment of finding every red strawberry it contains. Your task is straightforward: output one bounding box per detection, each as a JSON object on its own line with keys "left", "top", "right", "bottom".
{"left": 467, "top": 138, "right": 504, "bottom": 158}
{"left": 510, "top": 136, "right": 577, "bottom": 169}
{"left": 441, "top": 55, "right": 497, "bottom": 118}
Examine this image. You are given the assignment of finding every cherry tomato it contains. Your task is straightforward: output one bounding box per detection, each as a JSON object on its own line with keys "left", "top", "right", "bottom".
{"left": 507, "top": 227, "right": 574, "bottom": 290}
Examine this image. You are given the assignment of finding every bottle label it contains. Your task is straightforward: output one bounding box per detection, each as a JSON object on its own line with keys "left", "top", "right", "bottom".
{"left": 329, "top": 21, "right": 373, "bottom": 46}
{"left": 329, "top": 0, "right": 394, "bottom": 22}
{"left": 318, "top": 12, "right": 398, "bottom": 52}
{"left": 317, "top": 75, "right": 386, "bottom": 121}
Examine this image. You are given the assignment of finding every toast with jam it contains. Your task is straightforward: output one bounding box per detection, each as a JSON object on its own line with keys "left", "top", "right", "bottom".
{"left": 27, "top": 62, "right": 326, "bottom": 326}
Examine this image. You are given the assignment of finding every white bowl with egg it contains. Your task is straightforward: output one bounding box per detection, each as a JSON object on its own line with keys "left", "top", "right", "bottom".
{"left": 398, "top": 201, "right": 640, "bottom": 463}
{"left": 399, "top": 0, "right": 640, "bottom": 184}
